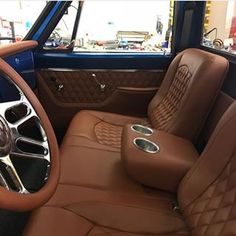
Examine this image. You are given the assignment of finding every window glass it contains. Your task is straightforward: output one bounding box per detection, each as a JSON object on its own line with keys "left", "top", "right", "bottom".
{"left": 202, "top": 1, "right": 236, "bottom": 54}
{"left": 0, "top": 1, "right": 46, "bottom": 45}
{"left": 44, "top": 1, "right": 79, "bottom": 50}
{"left": 45, "top": 1, "right": 174, "bottom": 54}
{"left": 75, "top": 1, "right": 173, "bottom": 53}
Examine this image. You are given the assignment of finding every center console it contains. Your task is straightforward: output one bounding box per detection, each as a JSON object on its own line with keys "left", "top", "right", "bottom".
{"left": 121, "top": 124, "right": 199, "bottom": 192}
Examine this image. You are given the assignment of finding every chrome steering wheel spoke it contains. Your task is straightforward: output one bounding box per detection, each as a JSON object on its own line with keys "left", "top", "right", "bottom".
{"left": 11, "top": 135, "right": 50, "bottom": 162}
{"left": 0, "top": 78, "right": 51, "bottom": 193}
{"left": 0, "top": 100, "right": 24, "bottom": 117}
{"left": 0, "top": 80, "right": 25, "bottom": 117}
{"left": 0, "top": 155, "right": 29, "bottom": 194}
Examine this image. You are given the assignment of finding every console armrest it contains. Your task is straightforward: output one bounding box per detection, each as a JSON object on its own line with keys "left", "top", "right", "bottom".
{"left": 121, "top": 124, "right": 199, "bottom": 192}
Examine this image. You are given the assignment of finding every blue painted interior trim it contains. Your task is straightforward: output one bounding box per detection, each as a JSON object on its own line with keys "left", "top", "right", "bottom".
{"left": 32, "top": 2, "right": 62, "bottom": 41}
{"left": 35, "top": 52, "right": 173, "bottom": 70}
{"left": 0, "top": 50, "right": 36, "bottom": 102}
{"left": 4, "top": 51, "right": 36, "bottom": 89}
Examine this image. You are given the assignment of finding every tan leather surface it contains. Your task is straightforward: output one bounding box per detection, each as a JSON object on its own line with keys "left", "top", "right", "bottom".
{"left": 178, "top": 101, "right": 236, "bottom": 235}
{"left": 46, "top": 184, "right": 175, "bottom": 208}
{"left": 149, "top": 65, "right": 191, "bottom": 130}
{"left": 25, "top": 213, "right": 187, "bottom": 236}
{"left": 121, "top": 125, "right": 199, "bottom": 192}
{"left": 61, "top": 134, "right": 120, "bottom": 152}
{"left": 0, "top": 58, "right": 59, "bottom": 211}
{"left": 199, "top": 91, "right": 234, "bottom": 144}
{"left": 59, "top": 145, "right": 153, "bottom": 195}
{"left": 24, "top": 184, "right": 188, "bottom": 235}
{"left": 37, "top": 70, "right": 163, "bottom": 128}
{"left": 87, "top": 227, "right": 188, "bottom": 236}
{"left": 24, "top": 207, "right": 188, "bottom": 236}
{"left": 60, "top": 131, "right": 196, "bottom": 195}
{"left": 148, "top": 48, "right": 229, "bottom": 142}
{"left": 64, "top": 110, "right": 149, "bottom": 150}
{"left": 94, "top": 121, "right": 123, "bottom": 148}
{"left": 0, "top": 40, "right": 38, "bottom": 58}
{"left": 66, "top": 202, "right": 185, "bottom": 234}
{"left": 23, "top": 206, "right": 93, "bottom": 236}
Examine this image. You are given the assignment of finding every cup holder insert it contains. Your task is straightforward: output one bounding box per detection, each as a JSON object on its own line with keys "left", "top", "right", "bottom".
{"left": 131, "top": 124, "right": 153, "bottom": 135}
{"left": 133, "top": 137, "right": 159, "bottom": 154}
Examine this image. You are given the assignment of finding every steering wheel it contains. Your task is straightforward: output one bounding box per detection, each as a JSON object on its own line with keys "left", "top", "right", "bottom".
{"left": 0, "top": 58, "right": 59, "bottom": 211}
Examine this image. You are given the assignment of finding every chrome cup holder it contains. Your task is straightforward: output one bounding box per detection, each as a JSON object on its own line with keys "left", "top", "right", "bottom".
{"left": 131, "top": 124, "right": 153, "bottom": 136}
{"left": 133, "top": 137, "right": 159, "bottom": 154}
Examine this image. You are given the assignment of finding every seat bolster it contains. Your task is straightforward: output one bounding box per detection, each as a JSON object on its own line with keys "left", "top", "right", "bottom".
{"left": 23, "top": 206, "right": 93, "bottom": 236}
{"left": 23, "top": 184, "right": 188, "bottom": 235}
{"left": 23, "top": 204, "right": 188, "bottom": 236}
{"left": 65, "top": 110, "right": 102, "bottom": 141}
{"left": 147, "top": 50, "right": 184, "bottom": 116}
{"left": 65, "top": 201, "right": 186, "bottom": 234}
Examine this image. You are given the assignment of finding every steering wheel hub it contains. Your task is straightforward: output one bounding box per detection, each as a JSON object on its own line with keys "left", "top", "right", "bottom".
{"left": 0, "top": 116, "right": 11, "bottom": 156}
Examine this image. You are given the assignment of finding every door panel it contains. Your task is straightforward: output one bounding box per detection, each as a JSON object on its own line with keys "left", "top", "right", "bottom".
{"left": 37, "top": 69, "right": 165, "bottom": 128}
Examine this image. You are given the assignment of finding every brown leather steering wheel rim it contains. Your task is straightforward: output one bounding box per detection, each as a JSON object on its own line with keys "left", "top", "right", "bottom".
{"left": 0, "top": 58, "right": 59, "bottom": 211}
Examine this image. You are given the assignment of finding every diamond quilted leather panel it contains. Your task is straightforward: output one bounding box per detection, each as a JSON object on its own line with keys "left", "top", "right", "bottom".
{"left": 183, "top": 152, "right": 236, "bottom": 236}
{"left": 94, "top": 121, "right": 123, "bottom": 148}
{"left": 38, "top": 70, "right": 163, "bottom": 104}
{"left": 149, "top": 65, "right": 191, "bottom": 131}
{"left": 94, "top": 119, "right": 151, "bottom": 149}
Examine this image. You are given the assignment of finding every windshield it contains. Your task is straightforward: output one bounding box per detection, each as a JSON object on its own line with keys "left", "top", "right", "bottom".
{"left": 0, "top": 1, "right": 47, "bottom": 45}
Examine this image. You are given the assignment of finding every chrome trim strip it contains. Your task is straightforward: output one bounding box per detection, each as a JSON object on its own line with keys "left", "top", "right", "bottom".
{"left": 21, "top": 69, "right": 35, "bottom": 74}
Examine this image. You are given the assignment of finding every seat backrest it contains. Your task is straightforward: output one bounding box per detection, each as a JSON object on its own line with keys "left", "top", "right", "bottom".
{"left": 178, "top": 101, "right": 236, "bottom": 236}
{"left": 148, "top": 48, "right": 229, "bottom": 142}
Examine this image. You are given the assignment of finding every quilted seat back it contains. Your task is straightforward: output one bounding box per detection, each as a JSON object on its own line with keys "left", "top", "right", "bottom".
{"left": 178, "top": 101, "right": 236, "bottom": 236}
{"left": 148, "top": 48, "right": 229, "bottom": 141}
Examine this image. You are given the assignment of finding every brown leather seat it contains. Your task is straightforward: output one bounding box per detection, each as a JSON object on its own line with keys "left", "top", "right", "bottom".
{"left": 58, "top": 129, "right": 198, "bottom": 194}
{"left": 24, "top": 101, "right": 236, "bottom": 236}
{"left": 66, "top": 48, "right": 228, "bottom": 151}
{"left": 65, "top": 110, "right": 149, "bottom": 152}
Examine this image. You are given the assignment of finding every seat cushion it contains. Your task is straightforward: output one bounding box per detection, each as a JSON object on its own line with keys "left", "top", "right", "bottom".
{"left": 23, "top": 184, "right": 189, "bottom": 236}
{"left": 60, "top": 142, "right": 169, "bottom": 196}
{"left": 64, "top": 110, "right": 148, "bottom": 151}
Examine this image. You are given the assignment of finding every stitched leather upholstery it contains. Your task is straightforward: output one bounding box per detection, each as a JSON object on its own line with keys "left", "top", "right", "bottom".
{"left": 184, "top": 154, "right": 236, "bottom": 235}
{"left": 38, "top": 70, "right": 162, "bottom": 104}
{"left": 24, "top": 101, "right": 236, "bottom": 236}
{"left": 22, "top": 48, "right": 231, "bottom": 236}
{"left": 65, "top": 48, "right": 228, "bottom": 149}
{"left": 149, "top": 65, "right": 191, "bottom": 130}
{"left": 178, "top": 102, "right": 236, "bottom": 236}
{"left": 94, "top": 121, "right": 123, "bottom": 148}
{"left": 65, "top": 110, "right": 149, "bottom": 151}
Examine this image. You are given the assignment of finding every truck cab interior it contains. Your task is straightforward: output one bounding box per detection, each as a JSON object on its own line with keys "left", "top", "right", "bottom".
{"left": 0, "top": 1, "right": 236, "bottom": 235}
